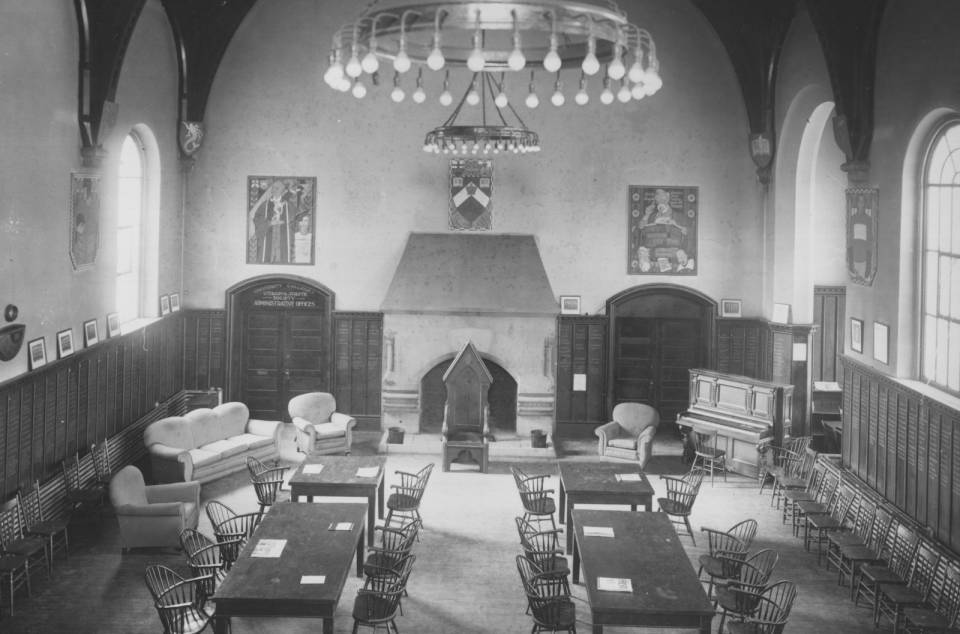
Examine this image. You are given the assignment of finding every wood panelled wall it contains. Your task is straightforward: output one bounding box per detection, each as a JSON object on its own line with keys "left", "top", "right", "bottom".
{"left": 182, "top": 310, "right": 226, "bottom": 391}
{"left": 716, "top": 318, "right": 767, "bottom": 379}
{"left": 842, "top": 358, "right": 960, "bottom": 552}
{"left": 0, "top": 316, "right": 183, "bottom": 500}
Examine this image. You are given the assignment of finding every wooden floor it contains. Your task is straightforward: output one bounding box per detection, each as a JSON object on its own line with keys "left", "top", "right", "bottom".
{"left": 0, "top": 431, "right": 902, "bottom": 633}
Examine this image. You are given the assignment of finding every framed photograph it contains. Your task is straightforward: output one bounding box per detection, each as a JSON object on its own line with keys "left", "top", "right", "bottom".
{"left": 56, "top": 329, "right": 74, "bottom": 359}
{"left": 246, "top": 176, "right": 317, "bottom": 264}
{"left": 628, "top": 185, "right": 698, "bottom": 275}
{"left": 449, "top": 159, "right": 493, "bottom": 230}
{"left": 69, "top": 172, "right": 101, "bottom": 271}
{"left": 106, "top": 312, "right": 121, "bottom": 338}
{"left": 873, "top": 321, "right": 889, "bottom": 364}
{"left": 559, "top": 295, "right": 581, "bottom": 315}
{"left": 83, "top": 319, "right": 99, "bottom": 347}
{"left": 720, "top": 299, "right": 742, "bottom": 318}
{"left": 772, "top": 303, "right": 791, "bottom": 324}
{"left": 850, "top": 318, "right": 863, "bottom": 353}
{"left": 27, "top": 337, "right": 47, "bottom": 370}
{"left": 170, "top": 292, "right": 181, "bottom": 312}
{"left": 160, "top": 295, "right": 171, "bottom": 316}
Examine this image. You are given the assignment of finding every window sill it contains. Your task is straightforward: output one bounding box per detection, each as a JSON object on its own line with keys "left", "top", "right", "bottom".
{"left": 119, "top": 317, "right": 162, "bottom": 336}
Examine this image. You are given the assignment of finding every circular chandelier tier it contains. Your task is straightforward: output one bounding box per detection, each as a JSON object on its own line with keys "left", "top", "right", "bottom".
{"left": 324, "top": 0, "right": 662, "bottom": 98}
{"left": 424, "top": 125, "right": 541, "bottom": 154}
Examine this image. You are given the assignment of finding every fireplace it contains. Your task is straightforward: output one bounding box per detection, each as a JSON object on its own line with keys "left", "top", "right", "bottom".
{"left": 380, "top": 233, "right": 558, "bottom": 437}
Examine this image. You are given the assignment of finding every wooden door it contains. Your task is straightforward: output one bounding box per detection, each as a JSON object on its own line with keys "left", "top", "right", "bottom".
{"left": 613, "top": 317, "right": 702, "bottom": 425}
{"left": 227, "top": 277, "right": 332, "bottom": 421}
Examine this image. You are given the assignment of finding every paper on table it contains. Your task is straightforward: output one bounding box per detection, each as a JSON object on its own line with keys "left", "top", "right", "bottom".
{"left": 615, "top": 473, "right": 642, "bottom": 482}
{"left": 597, "top": 577, "right": 633, "bottom": 592}
{"left": 302, "top": 464, "right": 324, "bottom": 474}
{"left": 355, "top": 467, "right": 380, "bottom": 478}
{"left": 251, "top": 538, "right": 287, "bottom": 558}
{"left": 582, "top": 526, "right": 615, "bottom": 538}
{"left": 329, "top": 522, "right": 354, "bottom": 531}
{"left": 300, "top": 575, "right": 326, "bottom": 584}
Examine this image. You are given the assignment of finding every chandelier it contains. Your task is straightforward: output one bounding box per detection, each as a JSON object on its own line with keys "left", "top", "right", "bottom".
{"left": 322, "top": 1, "right": 662, "bottom": 153}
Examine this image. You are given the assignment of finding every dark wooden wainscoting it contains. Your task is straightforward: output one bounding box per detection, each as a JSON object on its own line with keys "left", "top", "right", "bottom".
{"left": 332, "top": 312, "right": 383, "bottom": 430}
{"left": 555, "top": 315, "right": 607, "bottom": 438}
{"left": 182, "top": 309, "right": 226, "bottom": 391}
{"left": 842, "top": 358, "right": 960, "bottom": 552}
{"left": 716, "top": 318, "right": 767, "bottom": 379}
{"left": 0, "top": 316, "right": 183, "bottom": 501}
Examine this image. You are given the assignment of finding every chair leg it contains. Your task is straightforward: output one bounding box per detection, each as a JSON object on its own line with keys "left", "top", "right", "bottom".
{"left": 683, "top": 516, "right": 696, "bottom": 546}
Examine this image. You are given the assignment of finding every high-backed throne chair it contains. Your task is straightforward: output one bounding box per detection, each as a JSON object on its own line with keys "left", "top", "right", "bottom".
{"left": 441, "top": 341, "right": 490, "bottom": 473}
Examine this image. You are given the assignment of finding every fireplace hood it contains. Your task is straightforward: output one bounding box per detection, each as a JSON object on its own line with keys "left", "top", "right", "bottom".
{"left": 381, "top": 233, "right": 558, "bottom": 315}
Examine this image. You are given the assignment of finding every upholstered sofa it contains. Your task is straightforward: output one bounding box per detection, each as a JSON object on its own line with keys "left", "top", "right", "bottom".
{"left": 594, "top": 402, "right": 660, "bottom": 469}
{"left": 143, "top": 402, "right": 280, "bottom": 483}
{"left": 109, "top": 465, "right": 200, "bottom": 550}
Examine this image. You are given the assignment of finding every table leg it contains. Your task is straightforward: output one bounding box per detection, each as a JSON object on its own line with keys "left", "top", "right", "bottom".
{"left": 213, "top": 616, "right": 230, "bottom": 634}
{"left": 356, "top": 528, "right": 365, "bottom": 577}
{"left": 572, "top": 533, "right": 581, "bottom": 585}
{"left": 644, "top": 497, "right": 652, "bottom": 512}
{"left": 700, "top": 616, "right": 712, "bottom": 634}
{"left": 558, "top": 480, "right": 566, "bottom": 523}
{"left": 307, "top": 495, "right": 314, "bottom": 503}
{"left": 592, "top": 624, "right": 603, "bottom": 634}
{"left": 630, "top": 504, "right": 636, "bottom": 512}
{"left": 566, "top": 503, "right": 574, "bottom": 553}
{"left": 367, "top": 494, "right": 375, "bottom": 546}
{"left": 377, "top": 478, "right": 385, "bottom": 518}
{"left": 322, "top": 617, "right": 334, "bottom": 634}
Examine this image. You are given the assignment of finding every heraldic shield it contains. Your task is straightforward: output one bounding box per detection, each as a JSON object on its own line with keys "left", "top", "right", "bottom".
{"left": 846, "top": 187, "right": 878, "bottom": 286}
{"left": 449, "top": 159, "right": 492, "bottom": 230}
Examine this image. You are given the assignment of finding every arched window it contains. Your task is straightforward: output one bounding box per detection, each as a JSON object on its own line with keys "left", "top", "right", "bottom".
{"left": 921, "top": 122, "right": 960, "bottom": 393}
{"left": 116, "top": 134, "right": 144, "bottom": 323}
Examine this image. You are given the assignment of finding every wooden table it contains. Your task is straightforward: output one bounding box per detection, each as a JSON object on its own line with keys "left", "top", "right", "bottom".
{"left": 558, "top": 462, "right": 654, "bottom": 553}
{"left": 213, "top": 501, "right": 365, "bottom": 634}
{"left": 571, "top": 509, "right": 714, "bottom": 634}
{"left": 289, "top": 454, "right": 387, "bottom": 546}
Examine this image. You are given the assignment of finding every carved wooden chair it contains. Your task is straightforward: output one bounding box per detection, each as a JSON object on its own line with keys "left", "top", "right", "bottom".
{"left": 440, "top": 341, "right": 491, "bottom": 473}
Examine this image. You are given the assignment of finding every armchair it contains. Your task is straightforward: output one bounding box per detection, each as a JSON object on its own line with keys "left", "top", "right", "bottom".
{"left": 108, "top": 466, "right": 200, "bottom": 551}
{"left": 287, "top": 392, "right": 357, "bottom": 455}
{"left": 594, "top": 402, "right": 660, "bottom": 468}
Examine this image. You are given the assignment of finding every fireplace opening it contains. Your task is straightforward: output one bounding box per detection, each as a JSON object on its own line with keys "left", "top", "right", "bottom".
{"left": 419, "top": 358, "right": 517, "bottom": 435}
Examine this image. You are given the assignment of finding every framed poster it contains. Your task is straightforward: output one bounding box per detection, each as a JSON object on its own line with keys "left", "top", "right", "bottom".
{"left": 57, "top": 329, "right": 74, "bottom": 359}
{"left": 70, "top": 172, "right": 101, "bottom": 270}
{"left": 170, "top": 292, "right": 181, "bottom": 312}
{"left": 106, "top": 312, "right": 121, "bottom": 338}
{"left": 628, "top": 185, "right": 698, "bottom": 274}
{"left": 873, "top": 322, "right": 889, "bottom": 364}
{"left": 720, "top": 299, "right": 742, "bottom": 318}
{"left": 850, "top": 318, "right": 863, "bottom": 353}
{"left": 449, "top": 159, "right": 492, "bottom": 230}
{"left": 559, "top": 295, "right": 581, "bottom": 315}
{"left": 246, "top": 176, "right": 316, "bottom": 264}
{"left": 28, "top": 337, "right": 47, "bottom": 370}
{"left": 83, "top": 319, "right": 98, "bottom": 347}
{"left": 160, "top": 295, "right": 171, "bottom": 316}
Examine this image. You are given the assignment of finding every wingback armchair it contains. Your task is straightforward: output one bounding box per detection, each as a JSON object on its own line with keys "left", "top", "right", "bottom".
{"left": 288, "top": 392, "right": 357, "bottom": 455}
{"left": 108, "top": 465, "right": 200, "bottom": 551}
{"left": 594, "top": 402, "right": 660, "bottom": 468}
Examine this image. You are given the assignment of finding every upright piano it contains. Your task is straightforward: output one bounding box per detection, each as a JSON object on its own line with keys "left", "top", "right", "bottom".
{"left": 677, "top": 368, "right": 793, "bottom": 478}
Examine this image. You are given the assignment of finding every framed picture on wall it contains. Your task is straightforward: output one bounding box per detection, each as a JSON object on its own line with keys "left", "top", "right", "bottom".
{"left": 850, "top": 318, "right": 863, "bottom": 353}
{"left": 160, "top": 295, "right": 170, "bottom": 316}
{"left": 627, "top": 185, "right": 698, "bottom": 275}
{"left": 873, "top": 321, "right": 889, "bottom": 364}
{"left": 106, "top": 312, "right": 120, "bottom": 338}
{"left": 57, "top": 329, "right": 74, "bottom": 359}
{"left": 559, "top": 295, "right": 581, "bottom": 315}
{"left": 772, "top": 303, "right": 791, "bottom": 324}
{"left": 28, "top": 337, "right": 47, "bottom": 370}
{"left": 83, "top": 319, "right": 98, "bottom": 347}
{"left": 246, "top": 176, "right": 317, "bottom": 265}
{"left": 170, "top": 293, "right": 181, "bottom": 312}
{"left": 720, "top": 299, "right": 742, "bottom": 318}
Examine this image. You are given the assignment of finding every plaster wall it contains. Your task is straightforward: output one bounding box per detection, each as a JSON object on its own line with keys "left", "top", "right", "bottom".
{"left": 183, "top": 0, "right": 761, "bottom": 318}
{"left": 0, "top": 0, "right": 181, "bottom": 385}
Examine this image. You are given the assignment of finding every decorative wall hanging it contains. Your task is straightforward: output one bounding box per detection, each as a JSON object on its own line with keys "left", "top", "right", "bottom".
{"left": 246, "top": 176, "right": 317, "bottom": 264}
{"left": 627, "top": 185, "right": 698, "bottom": 274}
{"left": 449, "top": 159, "right": 492, "bottom": 230}
{"left": 0, "top": 303, "right": 24, "bottom": 361}
{"left": 178, "top": 120, "right": 205, "bottom": 157}
{"left": 847, "top": 187, "right": 878, "bottom": 285}
{"left": 70, "top": 172, "right": 101, "bottom": 270}
{"left": 170, "top": 293, "right": 181, "bottom": 312}
{"left": 27, "top": 337, "right": 46, "bottom": 370}
{"left": 56, "top": 329, "right": 74, "bottom": 359}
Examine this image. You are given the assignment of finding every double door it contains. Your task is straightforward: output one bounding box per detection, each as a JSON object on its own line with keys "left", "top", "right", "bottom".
{"left": 613, "top": 317, "right": 702, "bottom": 427}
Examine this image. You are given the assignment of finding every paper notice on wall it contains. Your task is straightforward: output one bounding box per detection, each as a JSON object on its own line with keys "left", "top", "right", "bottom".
{"left": 573, "top": 373, "right": 587, "bottom": 391}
